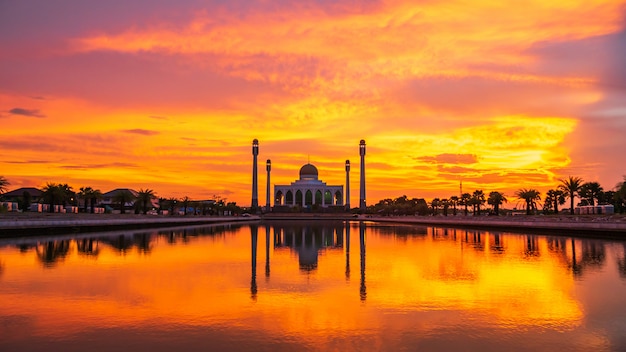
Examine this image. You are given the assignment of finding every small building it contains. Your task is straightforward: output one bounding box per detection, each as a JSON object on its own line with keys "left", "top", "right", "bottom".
{"left": 274, "top": 164, "right": 344, "bottom": 209}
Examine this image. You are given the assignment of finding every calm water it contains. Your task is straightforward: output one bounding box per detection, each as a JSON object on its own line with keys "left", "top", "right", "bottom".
{"left": 1, "top": 221, "right": 626, "bottom": 351}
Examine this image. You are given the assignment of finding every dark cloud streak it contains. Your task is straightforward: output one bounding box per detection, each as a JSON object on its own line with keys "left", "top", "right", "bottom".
{"left": 8, "top": 108, "right": 46, "bottom": 118}
{"left": 121, "top": 129, "right": 160, "bottom": 136}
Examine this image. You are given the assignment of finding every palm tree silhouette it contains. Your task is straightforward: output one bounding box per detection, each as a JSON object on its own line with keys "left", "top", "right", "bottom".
{"left": 137, "top": 189, "right": 156, "bottom": 214}
{"left": 545, "top": 189, "right": 566, "bottom": 214}
{"left": 487, "top": 191, "right": 507, "bottom": 215}
{"left": 515, "top": 188, "right": 541, "bottom": 215}
{"left": 580, "top": 182, "right": 603, "bottom": 206}
{"left": 0, "top": 176, "right": 9, "bottom": 196}
{"left": 559, "top": 176, "right": 584, "bottom": 214}
{"left": 113, "top": 190, "right": 135, "bottom": 214}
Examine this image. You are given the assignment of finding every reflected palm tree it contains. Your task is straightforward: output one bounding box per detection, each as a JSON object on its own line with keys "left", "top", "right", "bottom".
{"left": 618, "top": 243, "right": 626, "bottom": 278}
{"left": 104, "top": 235, "right": 135, "bottom": 253}
{"left": 570, "top": 239, "right": 583, "bottom": 277}
{"left": 134, "top": 233, "right": 153, "bottom": 254}
{"left": 524, "top": 236, "right": 540, "bottom": 258}
{"left": 580, "top": 241, "right": 606, "bottom": 268}
{"left": 36, "top": 240, "right": 71, "bottom": 267}
{"left": 77, "top": 238, "right": 100, "bottom": 256}
{"left": 489, "top": 234, "right": 505, "bottom": 253}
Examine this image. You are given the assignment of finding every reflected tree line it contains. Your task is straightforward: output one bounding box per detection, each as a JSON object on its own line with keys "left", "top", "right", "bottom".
{"left": 3, "top": 224, "right": 244, "bottom": 267}
{"left": 418, "top": 227, "right": 621, "bottom": 278}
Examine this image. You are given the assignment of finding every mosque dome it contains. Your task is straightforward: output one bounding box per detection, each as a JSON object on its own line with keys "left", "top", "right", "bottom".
{"left": 299, "top": 163, "right": 319, "bottom": 180}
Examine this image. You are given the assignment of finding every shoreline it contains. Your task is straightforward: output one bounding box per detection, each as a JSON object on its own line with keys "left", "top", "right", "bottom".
{"left": 0, "top": 213, "right": 260, "bottom": 237}
{"left": 1, "top": 213, "right": 626, "bottom": 238}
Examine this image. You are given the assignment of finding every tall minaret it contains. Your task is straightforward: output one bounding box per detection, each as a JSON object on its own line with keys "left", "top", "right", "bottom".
{"left": 359, "top": 140, "right": 366, "bottom": 210}
{"left": 251, "top": 139, "right": 259, "bottom": 210}
{"left": 266, "top": 159, "right": 271, "bottom": 212}
{"left": 345, "top": 160, "right": 351, "bottom": 210}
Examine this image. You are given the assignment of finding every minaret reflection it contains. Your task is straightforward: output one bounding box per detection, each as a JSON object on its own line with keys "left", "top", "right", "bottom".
{"left": 265, "top": 225, "right": 271, "bottom": 278}
{"left": 251, "top": 225, "right": 258, "bottom": 300}
{"left": 359, "top": 222, "right": 367, "bottom": 301}
{"left": 345, "top": 221, "right": 351, "bottom": 280}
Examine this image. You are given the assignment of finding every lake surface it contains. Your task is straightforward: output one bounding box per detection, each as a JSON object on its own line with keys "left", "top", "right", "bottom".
{"left": 1, "top": 221, "right": 626, "bottom": 351}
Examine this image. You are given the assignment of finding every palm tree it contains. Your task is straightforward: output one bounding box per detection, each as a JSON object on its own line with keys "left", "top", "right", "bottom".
{"left": 90, "top": 189, "right": 102, "bottom": 213}
{"left": 78, "top": 187, "right": 93, "bottom": 213}
{"left": 42, "top": 183, "right": 73, "bottom": 212}
{"left": 487, "top": 191, "right": 507, "bottom": 216}
{"left": 158, "top": 197, "right": 168, "bottom": 215}
{"left": 616, "top": 177, "right": 626, "bottom": 213}
{"left": 515, "top": 188, "right": 541, "bottom": 215}
{"left": 559, "top": 176, "right": 584, "bottom": 214}
{"left": 113, "top": 190, "right": 135, "bottom": 214}
{"left": 136, "top": 189, "right": 156, "bottom": 215}
{"left": 472, "top": 190, "right": 486, "bottom": 215}
{"left": 430, "top": 198, "right": 440, "bottom": 215}
{"left": 441, "top": 198, "right": 450, "bottom": 216}
{"left": 0, "top": 176, "right": 9, "bottom": 195}
{"left": 545, "top": 189, "right": 566, "bottom": 214}
{"left": 449, "top": 196, "right": 459, "bottom": 216}
{"left": 579, "top": 182, "right": 603, "bottom": 206}
{"left": 181, "top": 196, "right": 191, "bottom": 216}
{"left": 168, "top": 197, "right": 178, "bottom": 216}
{"left": 460, "top": 193, "right": 471, "bottom": 216}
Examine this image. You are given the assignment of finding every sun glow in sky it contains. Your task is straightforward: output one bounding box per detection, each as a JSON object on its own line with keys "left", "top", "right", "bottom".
{"left": 1, "top": 1, "right": 625, "bottom": 205}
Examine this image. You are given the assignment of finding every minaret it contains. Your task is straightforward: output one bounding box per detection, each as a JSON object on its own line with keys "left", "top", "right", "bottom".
{"left": 251, "top": 139, "right": 259, "bottom": 210}
{"left": 345, "top": 160, "right": 351, "bottom": 210}
{"left": 359, "top": 140, "right": 366, "bottom": 210}
{"left": 266, "top": 159, "right": 271, "bottom": 212}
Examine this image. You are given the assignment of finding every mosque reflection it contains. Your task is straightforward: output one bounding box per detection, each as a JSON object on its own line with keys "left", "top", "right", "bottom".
{"left": 250, "top": 221, "right": 368, "bottom": 300}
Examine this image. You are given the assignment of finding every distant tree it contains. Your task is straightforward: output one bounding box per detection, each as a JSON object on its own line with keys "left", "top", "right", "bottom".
{"left": 89, "top": 189, "right": 102, "bottom": 214}
{"left": 181, "top": 196, "right": 191, "bottom": 216}
{"left": 158, "top": 197, "right": 168, "bottom": 214}
{"left": 579, "top": 182, "right": 603, "bottom": 207}
{"left": 559, "top": 176, "right": 584, "bottom": 214}
{"left": 471, "top": 190, "right": 486, "bottom": 215}
{"left": 449, "top": 196, "right": 459, "bottom": 216}
{"left": 515, "top": 188, "right": 541, "bottom": 215}
{"left": 168, "top": 197, "right": 178, "bottom": 216}
{"left": 42, "top": 183, "right": 73, "bottom": 212}
{"left": 616, "top": 177, "right": 626, "bottom": 213}
{"left": 441, "top": 198, "right": 450, "bottom": 216}
{"left": 460, "top": 193, "right": 471, "bottom": 216}
{"left": 19, "top": 190, "right": 32, "bottom": 211}
{"left": 430, "top": 198, "right": 440, "bottom": 215}
{"left": 136, "top": 189, "right": 156, "bottom": 215}
{"left": 113, "top": 190, "right": 135, "bottom": 214}
{"left": 487, "top": 191, "right": 507, "bottom": 216}
{"left": 545, "top": 189, "right": 566, "bottom": 214}
{"left": 78, "top": 187, "right": 93, "bottom": 213}
{"left": 0, "top": 176, "right": 9, "bottom": 195}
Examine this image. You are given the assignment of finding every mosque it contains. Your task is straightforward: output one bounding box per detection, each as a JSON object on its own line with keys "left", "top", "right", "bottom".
{"left": 251, "top": 139, "right": 366, "bottom": 212}
{"left": 274, "top": 163, "right": 344, "bottom": 208}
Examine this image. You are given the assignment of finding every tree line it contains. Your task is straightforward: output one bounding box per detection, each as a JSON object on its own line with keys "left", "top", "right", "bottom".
{"left": 0, "top": 178, "right": 242, "bottom": 215}
{"left": 368, "top": 176, "right": 626, "bottom": 216}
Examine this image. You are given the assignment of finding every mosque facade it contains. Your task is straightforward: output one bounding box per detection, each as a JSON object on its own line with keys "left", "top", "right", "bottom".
{"left": 251, "top": 139, "right": 365, "bottom": 212}
{"left": 274, "top": 163, "right": 344, "bottom": 208}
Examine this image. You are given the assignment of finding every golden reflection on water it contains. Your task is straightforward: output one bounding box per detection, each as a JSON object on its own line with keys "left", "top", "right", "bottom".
{"left": 1, "top": 221, "right": 625, "bottom": 351}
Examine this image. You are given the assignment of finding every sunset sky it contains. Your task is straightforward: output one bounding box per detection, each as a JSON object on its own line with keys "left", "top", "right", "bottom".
{"left": 1, "top": 1, "right": 625, "bottom": 206}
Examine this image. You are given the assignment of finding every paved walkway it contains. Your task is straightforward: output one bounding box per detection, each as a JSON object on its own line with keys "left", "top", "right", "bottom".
{"left": 365, "top": 215, "right": 626, "bottom": 236}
